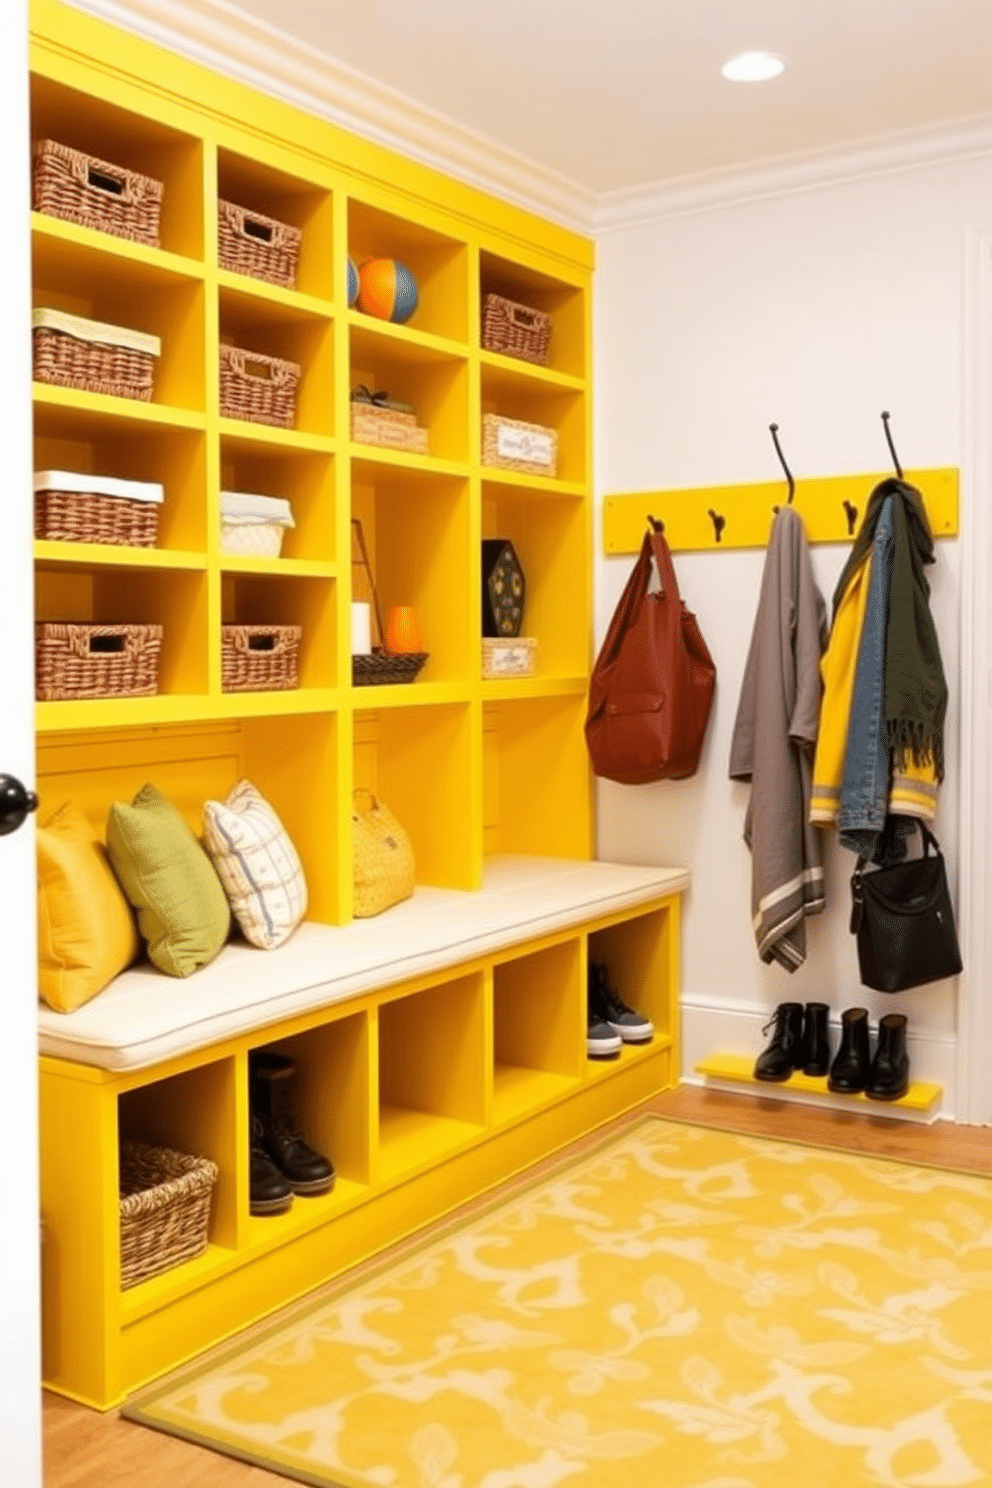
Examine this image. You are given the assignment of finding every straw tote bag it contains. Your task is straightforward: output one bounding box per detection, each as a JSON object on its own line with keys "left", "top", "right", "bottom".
{"left": 585, "top": 524, "right": 716, "bottom": 784}
{"left": 352, "top": 789, "right": 415, "bottom": 917}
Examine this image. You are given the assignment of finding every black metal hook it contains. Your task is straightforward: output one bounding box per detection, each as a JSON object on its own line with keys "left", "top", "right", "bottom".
{"left": 707, "top": 508, "right": 726, "bottom": 543}
{"left": 881, "top": 410, "right": 903, "bottom": 479}
{"left": 769, "top": 423, "right": 795, "bottom": 504}
{"left": 647, "top": 513, "right": 664, "bottom": 534}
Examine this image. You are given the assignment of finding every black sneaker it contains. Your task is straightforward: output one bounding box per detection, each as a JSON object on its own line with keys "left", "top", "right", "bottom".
{"left": 589, "top": 961, "right": 654, "bottom": 1043}
{"left": 587, "top": 1016, "right": 622, "bottom": 1059}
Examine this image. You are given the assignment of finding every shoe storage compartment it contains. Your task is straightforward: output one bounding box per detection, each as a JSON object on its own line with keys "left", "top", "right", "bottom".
{"left": 479, "top": 251, "right": 586, "bottom": 381}
{"left": 587, "top": 906, "right": 678, "bottom": 1080}
{"left": 217, "top": 149, "right": 333, "bottom": 301}
{"left": 491, "top": 939, "right": 584, "bottom": 1126}
{"left": 377, "top": 973, "right": 487, "bottom": 1184}
{"left": 247, "top": 1012, "right": 372, "bottom": 1246}
{"left": 118, "top": 1060, "right": 239, "bottom": 1266}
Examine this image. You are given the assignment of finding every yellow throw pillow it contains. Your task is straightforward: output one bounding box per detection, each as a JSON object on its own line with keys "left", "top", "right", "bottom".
{"left": 37, "top": 801, "right": 141, "bottom": 1013}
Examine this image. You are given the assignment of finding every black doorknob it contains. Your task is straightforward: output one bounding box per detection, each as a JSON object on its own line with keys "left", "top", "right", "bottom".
{"left": 0, "top": 774, "right": 39, "bottom": 837}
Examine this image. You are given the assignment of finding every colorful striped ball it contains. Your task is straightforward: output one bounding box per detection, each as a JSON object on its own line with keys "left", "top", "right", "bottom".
{"left": 347, "top": 256, "right": 360, "bottom": 307}
{"left": 357, "top": 258, "right": 419, "bottom": 324}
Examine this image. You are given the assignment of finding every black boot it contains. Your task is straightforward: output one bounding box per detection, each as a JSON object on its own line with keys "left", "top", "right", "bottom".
{"left": 754, "top": 1003, "right": 804, "bottom": 1082}
{"left": 250, "top": 1116, "right": 294, "bottom": 1216}
{"left": 827, "top": 1007, "right": 871, "bottom": 1093}
{"left": 250, "top": 1051, "right": 336, "bottom": 1196}
{"left": 799, "top": 1002, "right": 831, "bottom": 1077}
{"left": 866, "top": 1013, "right": 910, "bottom": 1101}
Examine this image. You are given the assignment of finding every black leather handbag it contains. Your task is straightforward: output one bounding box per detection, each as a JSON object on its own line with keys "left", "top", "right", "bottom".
{"left": 850, "top": 822, "right": 962, "bottom": 992}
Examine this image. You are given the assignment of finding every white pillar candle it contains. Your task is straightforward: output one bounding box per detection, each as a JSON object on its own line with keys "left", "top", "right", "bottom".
{"left": 350, "top": 601, "right": 372, "bottom": 655}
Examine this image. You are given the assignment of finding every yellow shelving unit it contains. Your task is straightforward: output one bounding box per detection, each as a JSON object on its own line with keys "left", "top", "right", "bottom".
{"left": 30, "top": 0, "right": 683, "bottom": 1410}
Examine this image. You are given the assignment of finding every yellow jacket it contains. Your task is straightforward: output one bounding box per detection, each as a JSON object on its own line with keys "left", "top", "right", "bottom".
{"left": 810, "top": 555, "right": 937, "bottom": 828}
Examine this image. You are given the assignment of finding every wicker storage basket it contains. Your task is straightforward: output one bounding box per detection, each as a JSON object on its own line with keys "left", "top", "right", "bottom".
{"left": 119, "top": 1140, "right": 218, "bottom": 1291}
{"left": 33, "top": 308, "right": 160, "bottom": 403}
{"left": 220, "top": 344, "right": 300, "bottom": 428}
{"left": 482, "top": 413, "right": 558, "bottom": 478}
{"left": 221, "top": 623, "right": 302, "bottom": 692}
{"left": 34, "top": 469, "right": 163, "bottom": 548}
{"left": 33, "top": 139, "right": 163, "bottom": 248}
{"left": 218, "top": 200, "right": 302, "bottom": 288}
{"left": 350, "top": 403, "right": 428, "bottom": 454}
{"left": 481, "top": 293, "right": 553, "bottom": 366}
{"left": 35, "top": 622, "right": 163, "bottom": 701}
{"left": 482, "top": 636, "right": 537, "bottom": 680}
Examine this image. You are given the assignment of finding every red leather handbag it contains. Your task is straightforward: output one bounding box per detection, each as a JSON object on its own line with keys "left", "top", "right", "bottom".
{"left": 585, "top": 524, "right": 716, "bottom": 784}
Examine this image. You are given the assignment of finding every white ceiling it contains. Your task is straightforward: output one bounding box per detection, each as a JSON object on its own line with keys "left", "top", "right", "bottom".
{"left": 200, "top": 0, "right": 992, "bottom": 195}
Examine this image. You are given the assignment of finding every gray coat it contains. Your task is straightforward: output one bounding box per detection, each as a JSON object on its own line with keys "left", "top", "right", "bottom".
{"left": 729, "top": 506, "right": 828, "bottom": 970}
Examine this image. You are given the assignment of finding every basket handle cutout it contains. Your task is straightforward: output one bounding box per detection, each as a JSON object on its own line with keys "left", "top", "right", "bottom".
{"left": 509, "top": 305, "right": 538, "bottom": 327}
{"left": 88, "top": 633, "right": 126, "bottom": 654}
{"left": 87, "top": 165, "right": 126, "bottom": 197}
{"left": 243, "top": 217, "right": 274, "bottom": 244}
{"left": 247, "top": 633, "right": 277, "bottom": 651}
{"left": 242, "top": 356, "right": 275, "bottom": 382}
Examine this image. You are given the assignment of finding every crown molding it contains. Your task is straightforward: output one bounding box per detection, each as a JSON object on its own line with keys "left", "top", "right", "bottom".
{"left": 595, "top": 115, "right": 992, "bottom": 233}
{"left": 62, "top": 0, "right": 598, "bottom": 233}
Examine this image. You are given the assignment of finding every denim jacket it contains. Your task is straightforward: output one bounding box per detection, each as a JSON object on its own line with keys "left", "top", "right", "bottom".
{"left": 838, "top": 497, "right": 893, "bottom": 859}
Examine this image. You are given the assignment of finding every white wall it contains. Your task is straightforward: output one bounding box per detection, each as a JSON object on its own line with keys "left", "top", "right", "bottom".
{"left": 594, "top": 153, "right": 992, "bottom": 1115}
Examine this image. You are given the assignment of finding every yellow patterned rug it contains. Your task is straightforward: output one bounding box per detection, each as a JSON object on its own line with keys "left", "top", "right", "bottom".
{"left": 123, "top": 1117, "right": 992, "bottom": 1488}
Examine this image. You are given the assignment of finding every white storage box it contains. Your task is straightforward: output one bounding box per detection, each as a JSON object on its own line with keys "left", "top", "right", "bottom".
{"left": 220, "top": 491, "right": 295, "bottom": 558}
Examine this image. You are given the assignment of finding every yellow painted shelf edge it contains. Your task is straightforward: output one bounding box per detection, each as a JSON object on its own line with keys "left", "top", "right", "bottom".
{"left": 31, "top": 211, "right": 206, "bottom": 280}
{"left": 35, "top": 542, "right": 208, "bottom": 570}
{"left": 604, "top": 466, "right": 959, "bottom": 554}
{"left": 479, "top": 349, "right": 584, "bottom": 392}
{"left": 695, "top": 1052, "right": 941, "bottom": 1113}
{"left": 217, "top": 268, "right": 334, "bottom": 320}
{"left": 33, "top": 383, "right": 207, "bottom": 430}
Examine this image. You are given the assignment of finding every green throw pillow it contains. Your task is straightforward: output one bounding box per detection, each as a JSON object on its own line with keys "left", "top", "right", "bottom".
{"left": 106, "top": 783, "right": 231, "bottom": 978}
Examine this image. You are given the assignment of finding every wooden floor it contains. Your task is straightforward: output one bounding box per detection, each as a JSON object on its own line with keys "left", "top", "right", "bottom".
{"left": 43, "top": 1084, "right": 992, "bottom": 1486}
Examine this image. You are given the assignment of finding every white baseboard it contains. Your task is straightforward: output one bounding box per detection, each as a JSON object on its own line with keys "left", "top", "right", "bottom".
{"left": 680, "top": 995, "right": 958, "bottom": 1121}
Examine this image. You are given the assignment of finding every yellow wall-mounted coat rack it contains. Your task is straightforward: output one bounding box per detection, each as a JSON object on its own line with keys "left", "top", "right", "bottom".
{"left": 602, "top": 467, "right": 959, "bottom": 556}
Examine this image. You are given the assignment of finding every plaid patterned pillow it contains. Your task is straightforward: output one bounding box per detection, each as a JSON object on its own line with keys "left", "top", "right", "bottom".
{"left": 202, "top": 781, "right": 307, "bottom": 950}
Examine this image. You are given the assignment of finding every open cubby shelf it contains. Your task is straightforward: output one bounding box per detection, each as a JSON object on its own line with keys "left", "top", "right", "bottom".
{"left": 30, "top": 0, "right": 683, "bottom": 1416}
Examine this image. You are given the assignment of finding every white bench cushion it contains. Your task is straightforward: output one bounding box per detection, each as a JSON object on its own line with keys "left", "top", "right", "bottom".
{"left": 37, "top": 856, "right": 689, "bottom": 1073}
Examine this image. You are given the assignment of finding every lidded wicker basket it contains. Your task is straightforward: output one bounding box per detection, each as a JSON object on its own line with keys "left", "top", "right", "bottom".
{"left": 34, "top": 469, "right": 164, "bottom": 548}
{"left": 481, "top": 293, "right": 552, "bottom": 366}
{"left": 221, "top": 623, "right": 302, "bottom": 692}
{"left": 33, "top": 139, "right": 163, "bottom": 247}
{"left": 33, "top": 308, "right": 160, "bottom": 403}
{"left": 218, "top": 200, "right": 301, "bottom": 288}
{"left": 219, "top": 343, "right": 300, "bottom": 428}
{"left": 119, "top": 1140, "right": 218, "bottom": 1291}
{"left": 35, "top": 622, "right": 163, "bottom": 701}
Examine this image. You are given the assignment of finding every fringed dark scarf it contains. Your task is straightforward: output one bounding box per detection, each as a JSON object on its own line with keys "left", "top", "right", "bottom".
{"left": 832, "top": 478, "right": 947, "bottom": 781}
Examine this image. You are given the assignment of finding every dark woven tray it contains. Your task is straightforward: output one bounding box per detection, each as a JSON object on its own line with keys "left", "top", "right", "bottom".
{"left": 352, "top": 649, "right": 428, "bottom": 686}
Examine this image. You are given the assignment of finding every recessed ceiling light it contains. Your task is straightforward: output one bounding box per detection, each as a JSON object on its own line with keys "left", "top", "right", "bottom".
{"left": 721, "top": 51, "right": 785, "bottom": 83}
